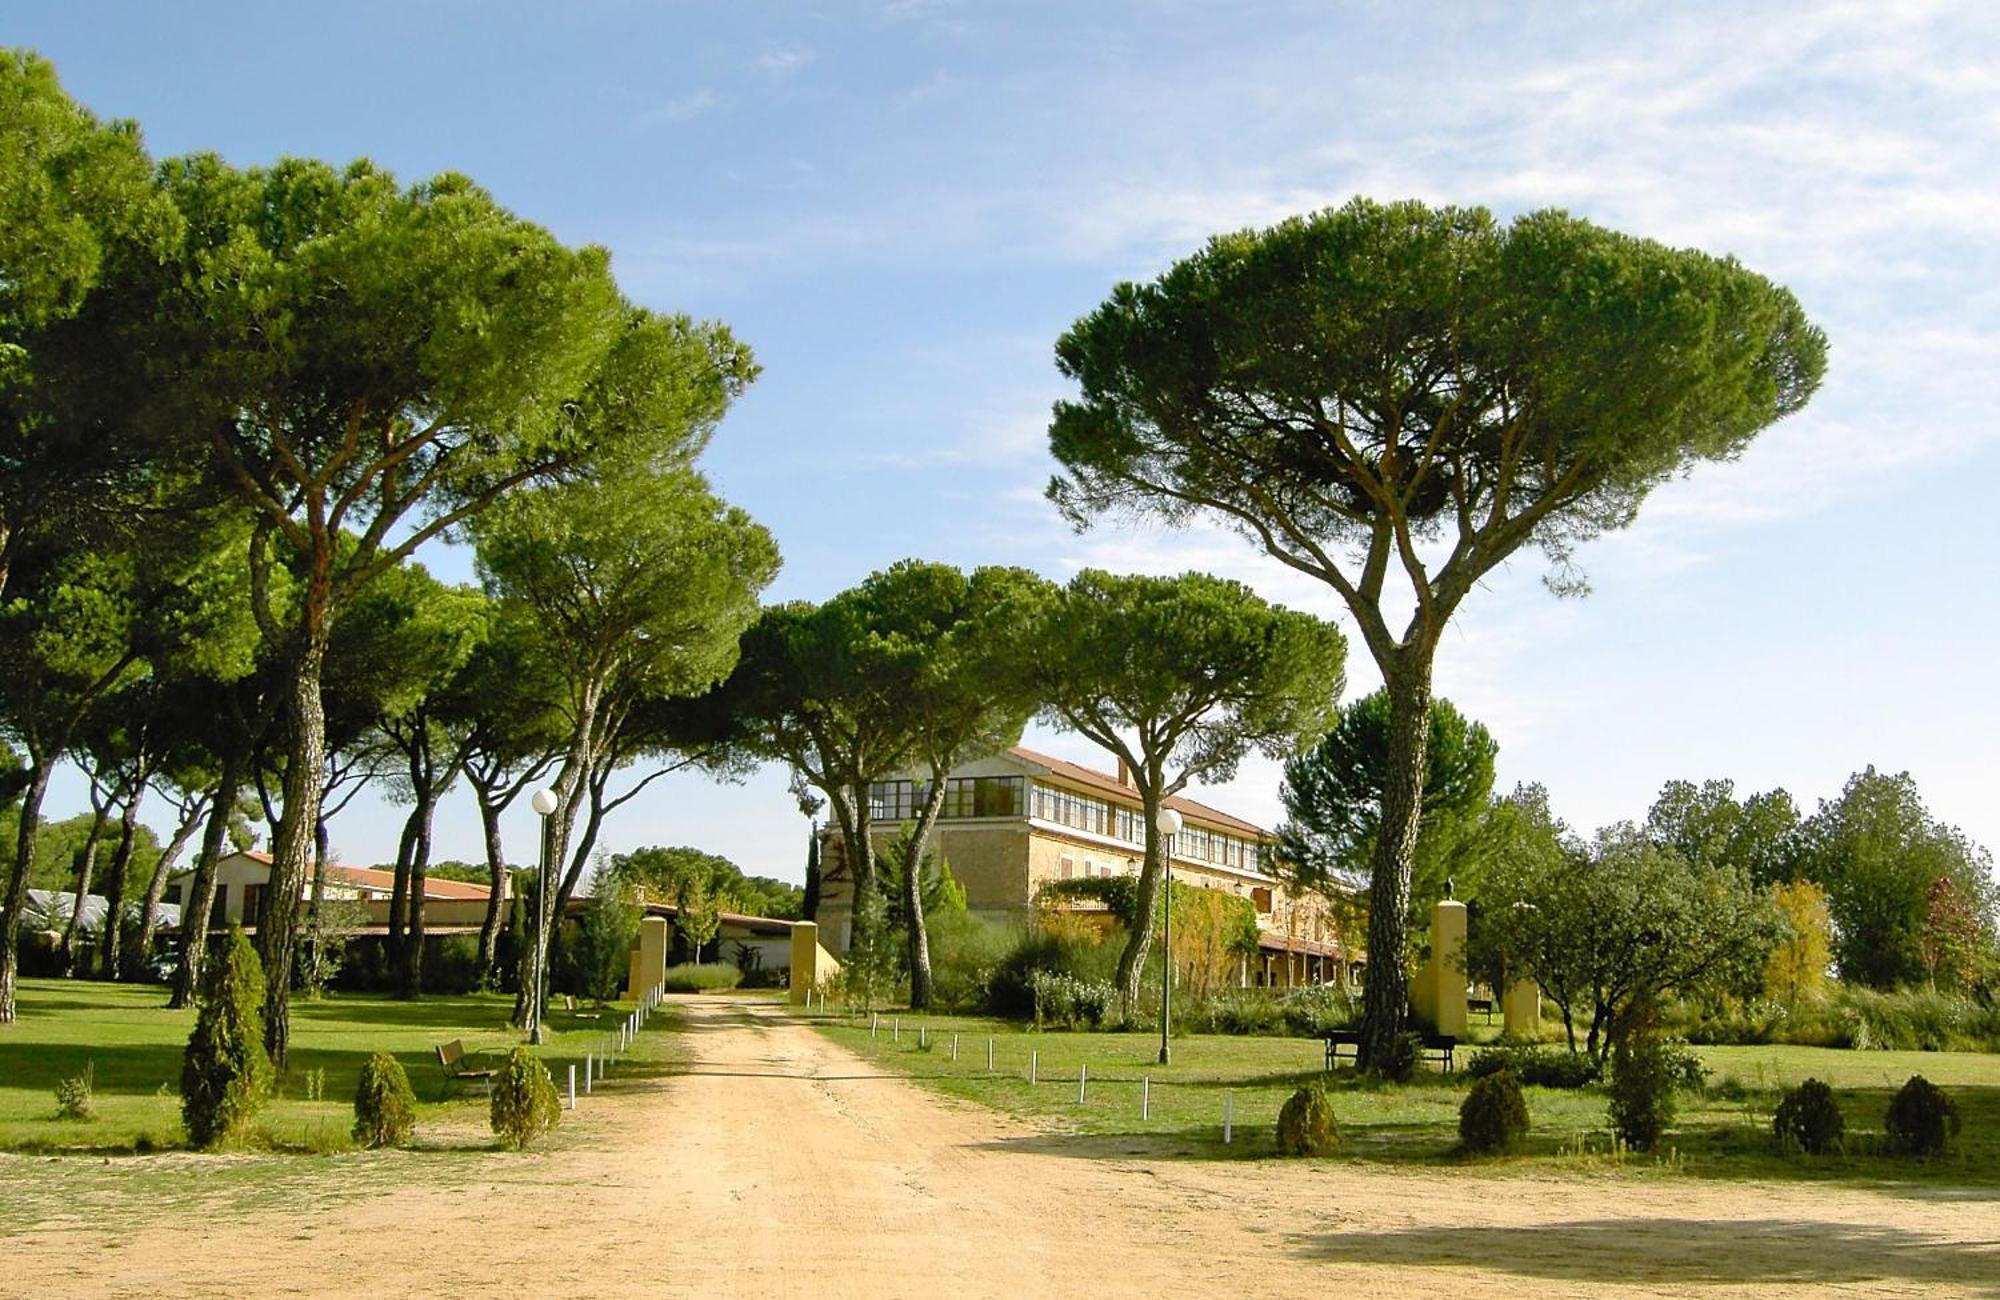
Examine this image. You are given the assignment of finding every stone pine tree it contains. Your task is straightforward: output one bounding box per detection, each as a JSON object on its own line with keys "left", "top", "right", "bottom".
{"left": 1276, "top": 689, "right": 1496, "bottom": 925}
{"left": 841, "top": 561, "right": 1042, "bottom": 1008}
{"left": 1026, "top": 569, "right": 1347, "bottom": 1009}
{"left": 474, "top": 467, "right": 776, "bottom": 1040}
{"left": 1047, "top": 198, "right": 1827, "bottom": 1066}
{"left": 153, "top": 150, "right": 743, "bottom": 1063}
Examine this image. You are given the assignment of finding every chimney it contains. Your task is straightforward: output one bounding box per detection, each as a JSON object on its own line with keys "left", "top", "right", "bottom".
{"left": 1116, "top": 755, "right": 1136, "bottom": 789}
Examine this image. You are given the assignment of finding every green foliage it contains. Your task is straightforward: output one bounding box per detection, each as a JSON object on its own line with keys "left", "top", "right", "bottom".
{"left": 659, "top": 962, "right": 744, "bottom": 993}
{"left": 877, "top": 824, "right": 967, "bottom": 929}
{"left": 1189, "top": 985, "right": 1359, "bottom": 1038}
{"left": 1772, "top": 1078, "right": 1844, "bottom": 1155}
{"left": 1606, "top": 1030, "right": 1678, "bottom": 1153}
{"left": 1277, "top": 689, "right": 1497, "bottom": 918}
{"left": 1027, "top": 970, "right": 1116, "bottom": 1030}
{"left": 1471, "top": 823, "right": 1782, "bottom": 1066}
{"left": 1645, "top": 778, "right": 1803, "bottom": 888}
{"left": 1884, "top": 1075, "right": 1961, "bottom": 1157}
{"left": 1275, "top": 1080, "right": 1341, "bottom": 1156}
{"left": 179, "top": 926, "right": 271, "bottom": 1148}
{"left": 1037, "top": 876, "right": 1140, "bottom": 926}
{"left": 572, "top": 889, "right": 640, "bottom": 1003}
{"left": 52, "top": 1062, "right": 94, "bottom": 1121}
{"left": 924, "top": 909, "right": 1015, "bottom": 1011}
{"left": 985, "top": 930, "right": 1122, "bottom": 1020}
{"left": 1465, "top": 1044, "right": 1599, "bottom": 1089}
{"left": 351, "top": 1050, "right": 417, "bottom": 1149}
{"left": 610, "top": 845, "right": 803, "bottom": 920}
{"left": 1459, "top": 1069, "right": 1530, "bottom": 1154}
{"left": 1799, "top": 767, "right": 1994, "bottom": 990}
{"left": 489, "top": 1045, "right": 561, "bottom": 1149}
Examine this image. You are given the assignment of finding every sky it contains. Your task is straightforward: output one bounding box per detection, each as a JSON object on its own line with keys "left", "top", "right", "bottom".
{"left": 13, "top": 0, "right": 2000, "bottom": 883}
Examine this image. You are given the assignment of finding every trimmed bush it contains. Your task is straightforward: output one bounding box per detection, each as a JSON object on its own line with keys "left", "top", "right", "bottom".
{"left": 1884, "top": 1075, "right": 1961, "bottom": 1157}
{"left": 1465, "top": 1044, "right": 1598, "bottom": 1089}
{"left": 1607, "top": 1032, "right": 1677, "bottom": 1153}
{"left": 180, "top": 926, "right": 272, "bottom": 1149}
{"left": 985, "top": 931, "right": 1119, "bottom": 1020}
{"left": 660, "top": 962, "right": 744, "bottom": 993}
{"left": 352, "top": 1051, "right": 418, "bottom": 1148}
{"left": 490, "top": 1046, "right": 561, "bottom": 1149}
{"left": 1459, "top": 1069, "right": 1531, "bottom": 1154}
{"left": 1276, "top": 1081, "right": 1340, "bottom": 1156}
{"left": 1772, "top": 1078, "right": 1844, "bottom": 1155}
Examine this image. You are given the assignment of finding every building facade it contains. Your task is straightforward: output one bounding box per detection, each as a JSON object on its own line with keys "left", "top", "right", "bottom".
{"left": 816, "top": 746, "right": 1356, "bottom": 986}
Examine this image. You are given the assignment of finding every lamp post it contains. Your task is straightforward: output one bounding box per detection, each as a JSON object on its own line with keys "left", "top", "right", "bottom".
{"left": 528, "top": 787, "right": 559, "bottom": 1045}
{"left": 1155, "top": 806, "right": 1183, "bottom": 1066}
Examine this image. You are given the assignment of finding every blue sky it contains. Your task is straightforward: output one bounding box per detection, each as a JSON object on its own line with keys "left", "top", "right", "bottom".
{"left": 15, "top": 1, "right": 2000, "bottom": 881}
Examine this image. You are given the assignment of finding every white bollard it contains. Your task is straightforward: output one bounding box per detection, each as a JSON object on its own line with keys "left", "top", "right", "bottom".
{"left": 893, "top": 1018, "right": 900, "bottom": 1044}
{"left": 1078, "top": 1062, "right": 1087, "bottom": 1103}
{"left": 585, "top": 1052, "right": 594, "bottom": 1094}
{"left": 567, "top": 1063, "right": 577, "bottom": 1111}
{"left": 951, "top": 1034, "right": 959, "bottom": 1063}
{"left": 920, "top": 1024, "right": 928, "bottom": 1049}
{"left": 1142, "top": 1075, "right": 1150, "bottom": 1121}
{"left": 987, "top": 1038, "right": 995, "bottom": 1072}
{"left": 1223, "top": 1091, "right": 1233, "bottom": 1144}
{"left": 1029, "top": 1050, "right": 1038, "bottom": 1085}
{"left": 871, "top": 1013, "right": 879, "bottom": 1038}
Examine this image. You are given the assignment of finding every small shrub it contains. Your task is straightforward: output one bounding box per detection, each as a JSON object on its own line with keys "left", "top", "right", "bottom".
{"left": 1883, "top": 1075, "right": 1961, "bottom": 1157}
{"left": 489, "top": 1046, "right": 561, "bottom": 1149}
{"left": 985, "top": 931, "right": 1119, "bottom": 1020}
{"left": 352, "top": 1051, "right": 418, "bottom": 1149}
{"left": 1466, "top": 1044, "right": 1598, "bottom": 1089}
{"left": 1656, "top": 1038, "right": 1712, "bottom": 1094}
{"left": 1607, "top": 1032, "right": 1677, "bottom": 1153}
{"left": 53, "top": 1063, "right": 95, "bottom": 1121}
{"left": 180, "top": 926, "right": 272, "bottom": 1149}
{"left": 1459, "top": 1069, "right": 1531, "bottom": 1154}
{"left": 1772, "top": 1078, "right": 1844, "bottom": 1155}
{"left": 660, "top": 962, "right": 743, "bottom": 993}
{"left": 1276, "top": 1081, "right": 1340, "bottom": 1156}
{"left": 1028, "top": 969, "right": 1116, "bottom": 1030}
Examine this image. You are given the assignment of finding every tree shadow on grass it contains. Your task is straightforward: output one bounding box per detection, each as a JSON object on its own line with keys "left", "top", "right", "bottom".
{"left": 1286, "top": 1217, "right": 2000, "bottom": 1295}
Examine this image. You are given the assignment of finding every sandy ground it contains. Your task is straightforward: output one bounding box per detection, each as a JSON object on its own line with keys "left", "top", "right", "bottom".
{"left": 3, "top": 994, "right": 1996, "bottom": 1298}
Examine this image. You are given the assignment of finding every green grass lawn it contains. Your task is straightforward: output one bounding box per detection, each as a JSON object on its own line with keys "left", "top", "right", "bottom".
{"left": 0, "top": 977, "right": 662, "bottom": 1155}
{"left": 809, "top": 1008, "right": 2000, "bottom": 1185}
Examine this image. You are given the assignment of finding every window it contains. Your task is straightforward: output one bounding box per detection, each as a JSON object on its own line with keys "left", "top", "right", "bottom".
{"left": 1060, "top": 856, "right": 1074, "bottom": 880}
{"left": 242, "top": 883, "right": 265, "bottom": 928}
{"left": 868, "top": 775, "right": 1023, "bottom": 822}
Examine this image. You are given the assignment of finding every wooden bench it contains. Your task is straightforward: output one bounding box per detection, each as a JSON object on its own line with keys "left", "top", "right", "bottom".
{"left": 434, "top": 1039, "right": 498, "bottom": 1091}
{"left": 1325, "top": 1030, "right": 1457, "bottom": 1073}
{"left": 562, "top": 994, "right": 602, "bottom": 1020}
{"left": 1468, "top": 995, "right": 1496, "bottom": 1023}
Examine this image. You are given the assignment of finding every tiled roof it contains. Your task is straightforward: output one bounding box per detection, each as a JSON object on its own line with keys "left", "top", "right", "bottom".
{"left": 1256, "top": 929, "right": 1349, "bottom": 959}
{"left": 1008, "top": 746, "right": 1272, "bottom": 839}
{"left": 207, "top": 851, "right": 494, "bottom": 901}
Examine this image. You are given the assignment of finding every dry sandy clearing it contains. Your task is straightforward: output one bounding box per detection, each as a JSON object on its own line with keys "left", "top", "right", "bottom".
{"left": 2, "top": 994, "right": 1994, "bottom": 1298}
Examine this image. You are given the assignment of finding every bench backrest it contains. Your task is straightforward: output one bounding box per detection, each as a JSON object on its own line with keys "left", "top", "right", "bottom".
{"left": 436, "top": 1039, "right": 466, "bottom": 1069}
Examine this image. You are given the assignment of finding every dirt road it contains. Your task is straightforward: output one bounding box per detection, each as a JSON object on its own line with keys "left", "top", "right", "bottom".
{"left": 5, "top": 994, "right": 1995, "bottom": 1298}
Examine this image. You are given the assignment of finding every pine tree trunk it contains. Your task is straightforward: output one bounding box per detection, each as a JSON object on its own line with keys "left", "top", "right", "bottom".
{"left": 518, "top": 680, "right": 597, "bottom": 1041}
{"left": 171, "top": 757, "right": 240, "bottom": 1010}
{"left": 136, "top": 792, "right": 208, "bottom": 972}
{"left": 260, "top": 632, "right": 330, "bottom": 1068}
{"left": 0, "top": 764, "right": 56, "bottom": 1023}
{"left": 1115, "top": 784, "right": 1167, "bottom": 1011}
{"left": 1357, "top": 657, "right": 1435, "bottom": 1072}
{"left": 61, "top": 794, "right": 113, "bottom": 976}
{"left": 902, "top": 772, "right": 951, "bottom": 1010}
{"left": 827, "top": 786, "right": 878, "bottom": 951}
{"left": 399, "top": 792, "right": 437, "bottom": 998}
{"left": 100, "top": 774, "right": 150, "bottom": 979}
{"left": 387, "top": 810, "right": 418, "bottom": 949}
{"left": 473, "top": 792, "right": 508, "bottom": 986}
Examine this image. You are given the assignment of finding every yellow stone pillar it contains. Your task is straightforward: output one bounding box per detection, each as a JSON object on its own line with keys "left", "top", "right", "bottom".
{"left": 789, "top": 920, "right": 841, "bottom": 1004}
{"left": 630, "top": 915, "right": 669, "bottom": 1000}
{"left": 1503, "top": 976, "right": 1540, "bottom": 1036}
{"left": 1429, "top": 899, "right": 1469, "bottom": 1038}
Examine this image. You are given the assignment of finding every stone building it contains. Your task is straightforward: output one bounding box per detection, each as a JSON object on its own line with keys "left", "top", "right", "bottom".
{"left": 815, "top": 745, "right": 1357, "bottom": 986}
